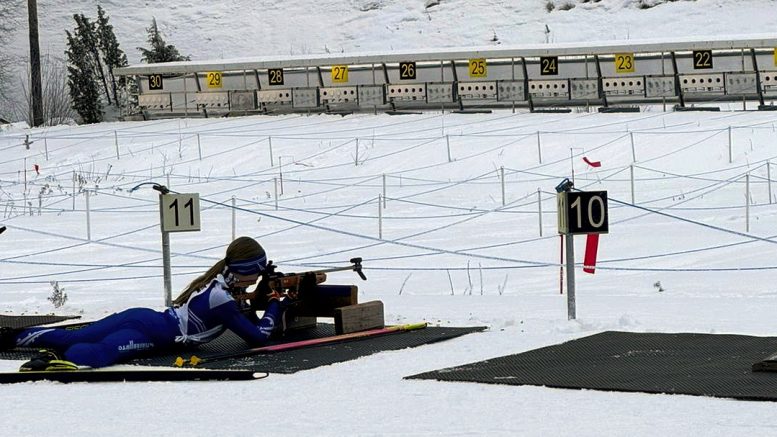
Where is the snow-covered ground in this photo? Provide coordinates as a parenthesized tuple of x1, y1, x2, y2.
(3, 106, 777, 435)
(2, 0, 777, 435)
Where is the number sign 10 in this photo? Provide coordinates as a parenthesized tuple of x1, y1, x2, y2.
(557, 191, 608, 235)
(160, 193, 201, 233)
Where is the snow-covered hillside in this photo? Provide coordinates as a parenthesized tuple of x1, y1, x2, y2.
(4, 0, 777, 78)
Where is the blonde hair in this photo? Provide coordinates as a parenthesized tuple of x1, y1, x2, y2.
(172, 237, 265, 306)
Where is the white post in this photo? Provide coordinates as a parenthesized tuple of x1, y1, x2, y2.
(231, 196, 236, 241)
(728, 126, 733, 163)
(72, 170, 76, 211)
(446, 135, 452, 162)
(85, 189, 91, 241)
(23, 157, 27, 194)
(278, 156, 284, 195)
(197, 134, 202, 160)
(500, 166, 505, 206)
(355, 138, 360, 166)
(382, 174, 387, 208)
(269, 136, 274, 166)
(114, 131, 120, 159)
(766, 161, 772, 205)
(537, 131, 543, 164)
(630, 132, 636, 162)
(537, 188, 543, 236)
(44, 137, 48, 160)
(746, 173, 750, 232)
(630, 164, 635, 204)
(273, 177, 278, 210)
(378, 194, 383, 239)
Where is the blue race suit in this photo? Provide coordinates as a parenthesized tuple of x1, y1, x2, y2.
(14, 274, 285, 368)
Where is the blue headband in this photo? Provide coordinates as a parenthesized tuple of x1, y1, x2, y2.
(227, 254, 267, 275)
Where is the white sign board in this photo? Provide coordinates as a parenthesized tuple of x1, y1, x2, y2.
(160, 193, 201, 232)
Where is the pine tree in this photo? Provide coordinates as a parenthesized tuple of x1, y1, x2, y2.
(65, 30, 102, 123)
(137, 18, 190, 63)
(96, 5, 127, 103)
(73, 13, 111, 104)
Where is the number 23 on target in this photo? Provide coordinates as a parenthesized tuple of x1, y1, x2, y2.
(614, 53, 635, 74)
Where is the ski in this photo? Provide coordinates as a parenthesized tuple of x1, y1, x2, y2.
(0, 367, 267, 384)
(178, 322, 428, 367)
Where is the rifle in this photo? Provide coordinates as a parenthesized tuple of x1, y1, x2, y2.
(233, 257, 366, 310)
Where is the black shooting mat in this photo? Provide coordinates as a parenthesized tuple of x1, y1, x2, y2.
(135, 324, 486, 373)
(405, 331, 777, 402)
(0, 324, 485, 373)
(0, 314, 81, 329)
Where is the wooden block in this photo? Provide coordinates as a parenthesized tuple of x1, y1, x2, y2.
(334, 300, 384, 335)
(282, 314, 317, 332)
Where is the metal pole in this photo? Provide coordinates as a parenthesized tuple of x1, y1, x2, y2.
(72, 170, 76, 210)
(500, 166, 505, 206)
(159, 193, 173, 307)
(44, 138, 48, 160)
(766, 161, 772, 205)
(197, 134, 202, 160)
(630, 164, 635, 204)
(382, 174, 387, 208)
(446, 135, 451, 162)
(273, 177, 278, 210)
(378, 195, 383, 239)
(630, 132, 636, 162)
(355, 138, 360, 166)
(115, 131, 120, 159)
(746, 173, 750, 232)
(231, 196, 236, 241)
(85, 189, 91, 241)
(23, 157, 27, 194)
(278, 156, 284, 195)
(537, 188, 543, 236)
(565, 234, 576, 320)
(537, 131, 542, 164)
(728, 126, 733, 163)
(269, 136, 274, 166)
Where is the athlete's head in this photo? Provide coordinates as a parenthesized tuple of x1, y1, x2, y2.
(173, 236, 267, 306)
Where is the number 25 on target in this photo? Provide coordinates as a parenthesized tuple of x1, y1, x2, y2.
(468, 58, 487, 78)
(614, 53, 635, 74)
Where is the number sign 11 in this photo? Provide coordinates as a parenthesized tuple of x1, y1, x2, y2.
(557, 191, 608, 235)
(160, 193, 201, 232)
